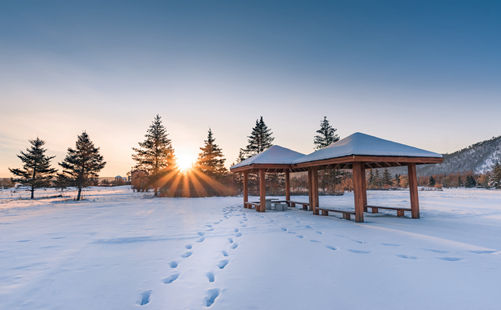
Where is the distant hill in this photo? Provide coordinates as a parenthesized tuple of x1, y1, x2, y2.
(392, 135, 501, 176)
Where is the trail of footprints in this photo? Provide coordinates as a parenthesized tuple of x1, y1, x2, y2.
(137, 205, 487, 307)
(277, 214, 484, 262)
(138, 204, 245, 307)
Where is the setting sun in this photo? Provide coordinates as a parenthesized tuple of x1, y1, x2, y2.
(176, 152, 196, 172)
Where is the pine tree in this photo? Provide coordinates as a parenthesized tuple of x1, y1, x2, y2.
(314, 116, 340, 192)
(9, 138, 57, 199)
(196, 129, 227, 177)
(465, 175, 477, 188)
(132, 115, 176, 196)
(59, 132, 106, 200)
(54, 173, 71, 192)
(489, 161, 501, 188)
(382, 169, 392, 186)
(245, 116, 274, 156)
(314, 116, 340, 149)
(374, 170, 381, 188)
(428, 176, 436, 187)
(236, 148, 247, 163)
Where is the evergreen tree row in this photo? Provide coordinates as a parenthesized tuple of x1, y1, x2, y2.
(9, 132, 106, 200)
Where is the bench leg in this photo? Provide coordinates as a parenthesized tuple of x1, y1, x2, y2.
(302, 205, 307, 211)
(372, 207, 378, 214)
(364, 206, 368, 212)
(321, 210, 328, 216)
(397, 210, 404, 217)
(291, 202, 296, 208)
(343, 213, 351, 220)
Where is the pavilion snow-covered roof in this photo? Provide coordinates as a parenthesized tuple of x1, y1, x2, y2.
(294, 132, 442, 164)
(230, 145, 305, 170)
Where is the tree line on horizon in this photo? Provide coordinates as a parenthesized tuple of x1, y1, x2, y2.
(6, 114, 501, 199)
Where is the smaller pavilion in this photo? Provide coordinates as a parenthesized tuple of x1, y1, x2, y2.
(230, 132, 443, 223)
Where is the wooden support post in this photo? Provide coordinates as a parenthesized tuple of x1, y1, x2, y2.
(352, 162, 365, 223)
(259, 169, 266, 212)
(285, 170, 291, 205)
(321, 209, 328, 216)
(243, 172, 248, 208)
(361, 165, 367, 212)
(408, 163, 420, 219)
(307, 169, 313, 211)
(312, 168, 319, 215)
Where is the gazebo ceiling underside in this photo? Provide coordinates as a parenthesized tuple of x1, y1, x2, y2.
(230, 155, 443, 173)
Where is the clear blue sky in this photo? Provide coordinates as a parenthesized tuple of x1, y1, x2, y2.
(1, 0, 500, 177)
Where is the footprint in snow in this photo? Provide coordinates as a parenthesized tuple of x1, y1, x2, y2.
(137, 290, 152, 306)
(316, 231, 323, 235)
(234, 228, 239, 232)
(222, 250, 229, 257)
(217, 259, 229, 269)
(396, 254, 417, 260)
(296, 235, 304, 239)
(349, 249, 371, 254)
(197, 237, 205, 243)
(231, 243, 238, 249)
(438, 257, 462, 262)
(182, 251, 192, 258)
(163, 273, 179, 284)
(169, 261, 178, 268)
(326, 245, 336, 251)
(206, 272, 215, 283)
(305, 225, 312, 229)
(206, 228, 214, 231)
(205, 288, 220, 307)
(228, 238, 233, 244)
(198, 232, 205, 236)
(281, 227, 287, 232)
(310, 240, 320, 243)
(470, 250, 496, 254)
(424, 248, 448, 254)
(235, 232, 242, 237)
(185, 244, 192, 249)
(382, 243, 400, 247)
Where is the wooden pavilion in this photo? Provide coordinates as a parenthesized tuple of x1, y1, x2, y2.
(230, 132, 443, 223)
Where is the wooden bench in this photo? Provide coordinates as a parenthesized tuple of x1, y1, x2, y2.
(365, 205, 411, 217)
(244, 202, 261, 209)
(318, 207, 356, 220)
(287, 200, 310, 211)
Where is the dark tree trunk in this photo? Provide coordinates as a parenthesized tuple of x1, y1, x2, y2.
(77, 187, 82, 201)
(31, 169, 36, 199)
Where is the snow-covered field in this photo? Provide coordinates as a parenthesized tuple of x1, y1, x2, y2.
(1, 186, 500, 310)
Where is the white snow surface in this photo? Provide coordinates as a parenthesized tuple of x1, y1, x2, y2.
(231, 145, 305, 169)
(295, 132, 443, 164)
(1, 186, 501, 310)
